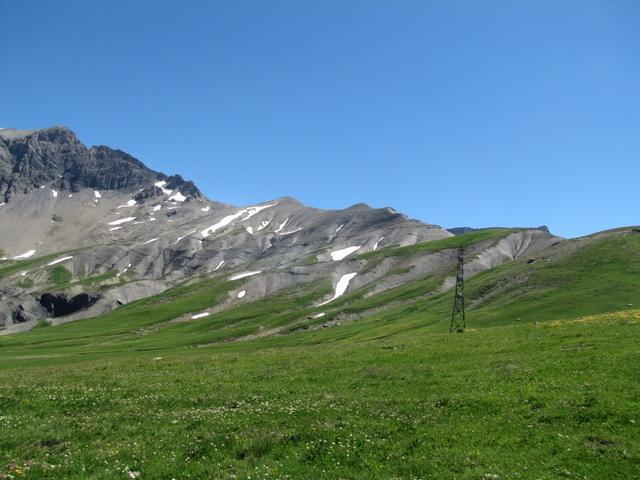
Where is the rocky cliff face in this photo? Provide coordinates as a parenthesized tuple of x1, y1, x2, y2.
(0, 127, 200, 202)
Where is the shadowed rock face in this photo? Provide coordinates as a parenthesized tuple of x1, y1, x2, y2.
(39, 293, 99, 317)
(12, 305, 31, 323)
(0, 127, 201, 202)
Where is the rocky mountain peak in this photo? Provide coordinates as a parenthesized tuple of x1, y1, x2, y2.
(0, 126, 201, 202)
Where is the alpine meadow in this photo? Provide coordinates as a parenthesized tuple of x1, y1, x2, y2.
(1, 1, 639, 479)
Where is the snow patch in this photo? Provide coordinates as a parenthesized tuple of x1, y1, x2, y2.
(118, 199, 137, 208)
(12, 250, 36, 260)
(212, 260, 225, 271)
(279, 227, 303, 236)
(330, 245, 362, 261)
(274, 218, 289, 233)
(237, 290, 246, 299)
(312, 312, 326, 319)
(373, 236, 385, 251)
(201, 211, 245, 238)
(0, 202, 5, 206)
(201, 206, 210, 212)
(230, 270, 261, 281)
(242, 203, 278, 221)
(245, 226, 254, 235)
(318, 272, 358, 306)
(141, 238, 159, 245)
(154, 180, 172, 195)
(169, 192, 186, 202)
(109, 227, 122, 231)
(47, 256, 74, 266)
(153, 205, 161, 212)
(108, 217, 136, 226)
(335, 224, 344, 235)
(116, 263, 132, 278)
(201, 203, 278, 238)
(68, 194, 73, 198)
(94, 190, 101, 199)
(257, 219, 272, 231)
(175, 230, 197, 244)
(51, 189, 58, 198)
(191, 312, 210, 319)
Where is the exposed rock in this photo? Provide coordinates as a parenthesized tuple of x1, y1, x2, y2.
(39, 293, 99, 317)
(0, 126, 199, 202)
(12, 305, 31, 323)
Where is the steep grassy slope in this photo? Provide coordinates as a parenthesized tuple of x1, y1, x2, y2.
(0, 228, 638, 357)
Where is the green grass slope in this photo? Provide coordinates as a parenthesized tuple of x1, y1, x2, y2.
(0, 310, 638, 479)
(1, 229, 638, 356)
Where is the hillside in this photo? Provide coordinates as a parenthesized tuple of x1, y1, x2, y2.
(1, 127, 556, 333)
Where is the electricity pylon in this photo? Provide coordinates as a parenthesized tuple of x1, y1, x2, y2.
(449, 247, 466, 333)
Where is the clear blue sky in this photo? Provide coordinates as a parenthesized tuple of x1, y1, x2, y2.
(1, 1, 638, 238)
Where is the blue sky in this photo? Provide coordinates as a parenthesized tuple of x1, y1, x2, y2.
(1, 1, 638, 238)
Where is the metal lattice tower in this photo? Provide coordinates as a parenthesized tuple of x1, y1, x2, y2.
(449, 247, 466, 333)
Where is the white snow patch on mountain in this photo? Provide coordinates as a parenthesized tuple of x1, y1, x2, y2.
(257, 219, 272, 231)
(0, 202, 5, 206)
(312, 312, 326, 318)
(175, 230, 197, 244)
(68, 194, 73, 198)
(373, 236, 385, 251)
(318, 272, 358, 306)
(47, 256, 74, 266)
(51, 189, 58, 198)
(335, 224, 344, 234)
(108, 217, 136, 226)
(201, 210, 246, 238)
(330, 245, 362, 261)
(169, 192, 186, 202)
(12, 250, 36, 260)
(153, 205, 161, 212)
(191, 312, 210, 319)
(118, 199, 137, 208)
(154, 180, 172, 195)
(279, 227, 304, 236)
(237, 290, 246, 299)
(116, 263, 132, 278)
(94, 190, 101, 199)
(109, 227, 122, 231)
(201, 206, 210, 212)
(275, 218, 289, 233)
(230, 271, 261, 281)
(212, 260, 225, 271)
(245, 226, 254, 235)
(242, 203, 278, 221)
(141, 238, 159, 245)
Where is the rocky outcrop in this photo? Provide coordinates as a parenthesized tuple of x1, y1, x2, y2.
(39, 293, 99, 317)
(11, 305, 32, 323)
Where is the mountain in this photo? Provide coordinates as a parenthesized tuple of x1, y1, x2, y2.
(1, 127, 562, 332)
